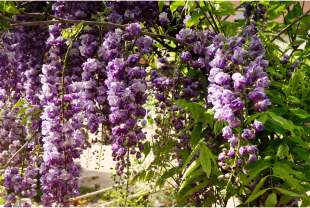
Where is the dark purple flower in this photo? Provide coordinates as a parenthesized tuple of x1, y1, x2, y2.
(180, 52, 192, 62)
(237, 159, 243, 166)
(242, 129, 255, 140)
(249, 154, 258, 162)
(159, 12, 170, 25)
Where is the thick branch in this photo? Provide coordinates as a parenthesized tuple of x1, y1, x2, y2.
(10, 19, 194, 50)
(270, 9, 310, 42)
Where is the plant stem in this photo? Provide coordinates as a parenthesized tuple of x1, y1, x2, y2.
(124, 146, 130, 207)
(2, 131, 39, 169)
(225, 107, 244, 192)
(195, 1, 218, 33)
(209, 1, 226, 36)
(61, 24, 84, 170)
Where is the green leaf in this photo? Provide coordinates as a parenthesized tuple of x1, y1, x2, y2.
(3, 2, 19, 14)
(205, 109, 215, 127)
(265, 90, 286, 106)
(183, 143, 201, 170)
(273, 165, 304, 192)
(146, 170, 155, 181)
(292, 147, 310, 163)
(0, 19, 12, 29)
(158, 1, 165, 12)
(301, 196, 310, 207)
(17, 107, 27, 116)
(179, 168, 205, 191)
(186, 12, 203, 28)
(175, 99, 187, 110)
(170, 1, 185, 13)
(180, 179, 208, 200)
(266, 193, 277, 207)
(200, 144, 211, 178)
(290, 108, 310, 119)
(214, 120, 223, 136)
(290, 40, 304, 47)
(177, 149, 189, 165)
(21, 113, 32, 125)
(191, 125, 202, 147)
(284, 136, 309, 149)
(267, 5, 286, 20)
(276, 143, 289, 159)
(148, 117, 154, 125)
(144, 141, 151, 158)
(267, 112, 296, 133)
(251, 175, 269, 195)
(161, 167, 176, 180)
(245, 188, 271, 204)
(182, 159, 201, 180)
(274, 188, 302, 197)
(244, 160, 271, 184)
(11, 98, 26, 111)
(279, 195, 293, 205)
(288, 96, 305, 106)
(258, 113, 268, 124)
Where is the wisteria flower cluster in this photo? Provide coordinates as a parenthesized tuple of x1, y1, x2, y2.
(205, 30, 270, 179)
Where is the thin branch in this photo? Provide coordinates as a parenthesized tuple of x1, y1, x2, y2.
(270, 9, 310, 42)
(10, 18, 195, 50)
(1, 131, 39, 169)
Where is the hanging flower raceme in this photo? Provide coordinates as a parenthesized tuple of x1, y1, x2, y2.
(105, 24, 148, 176)
(205, 32, 270, 180)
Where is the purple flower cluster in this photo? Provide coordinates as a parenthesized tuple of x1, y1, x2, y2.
(38, 2, 104, 206)
(107, 1, 159, 27)
(242, 2, 267, 22)
(205, 33, 270, 177)
(104, 35, 148, 174)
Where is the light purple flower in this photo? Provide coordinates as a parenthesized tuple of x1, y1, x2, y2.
(227, 149, 236, 157)
(239, 146, 247, 156)
(232, 73, 246, 90)
(252, 120, 265, 131)
(222, 126, 233, 139)
(228, 135, 239, 147)
(214, 72, 230, 85)
(247, 145, 259, 154)
(159, 12, 170, 25)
